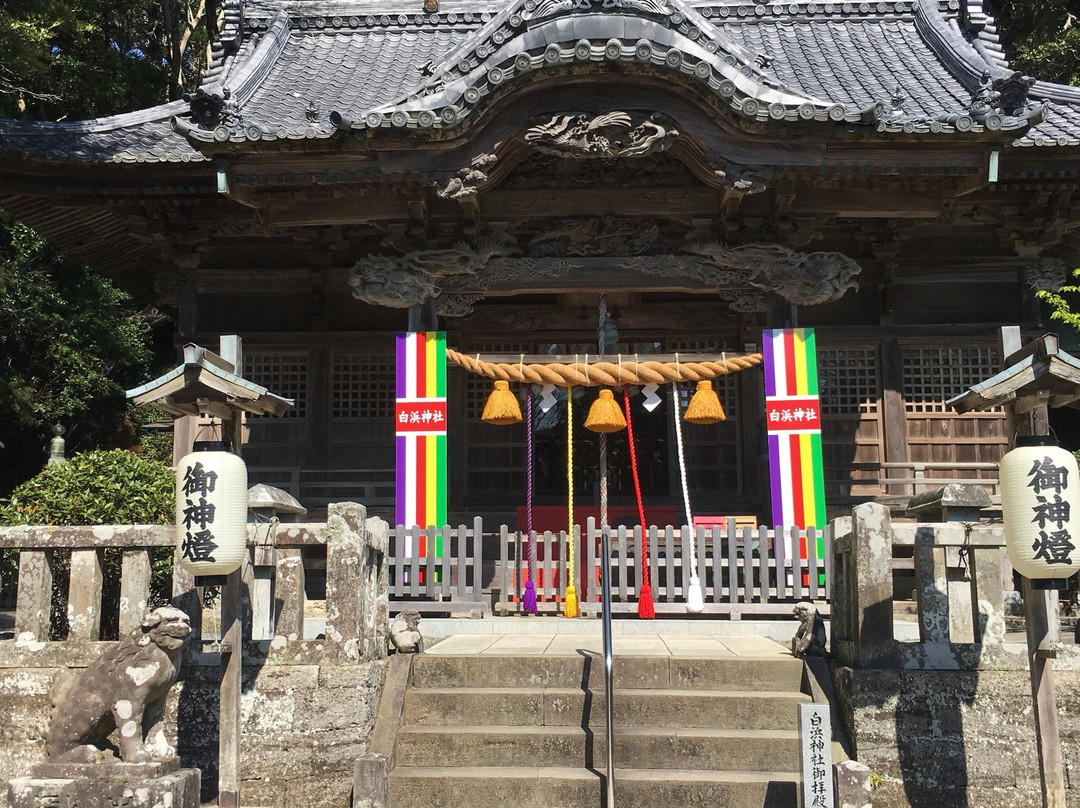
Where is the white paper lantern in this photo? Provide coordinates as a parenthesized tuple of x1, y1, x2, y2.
(999, 436, 1080, 585)
(175, 442, 248, 577)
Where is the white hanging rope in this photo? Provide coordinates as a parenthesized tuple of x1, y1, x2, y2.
(672, 381, 704, 612)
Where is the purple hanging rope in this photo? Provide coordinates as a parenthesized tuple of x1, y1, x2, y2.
(523, 388, 538, 612)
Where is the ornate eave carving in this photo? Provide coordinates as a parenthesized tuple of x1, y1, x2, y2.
(348, 220, 861, 315)
(1025, 257, 1069, 293)
(433, 111, 773, 199)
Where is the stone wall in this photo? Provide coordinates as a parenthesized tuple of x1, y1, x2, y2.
(829, 501, 1080, 808)
(0, 645, 387, 808)
(833, 666, 1080, 808)
(0, 501, 391, 808)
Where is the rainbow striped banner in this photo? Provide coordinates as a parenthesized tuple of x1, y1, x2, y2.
(763, 328, 826, 533)
(395, 332, 447, 536)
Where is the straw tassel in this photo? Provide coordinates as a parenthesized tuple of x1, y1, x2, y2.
(684, 380, 726, 425)
(482, 380, 522, 425)
(584, 388, 627, 433)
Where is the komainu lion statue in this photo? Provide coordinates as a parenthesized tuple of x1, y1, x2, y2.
(791, 601, 827, 659)
(47, 606, 191, 763)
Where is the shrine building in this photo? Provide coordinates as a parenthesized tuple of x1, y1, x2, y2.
(2, 0, 1079, 527)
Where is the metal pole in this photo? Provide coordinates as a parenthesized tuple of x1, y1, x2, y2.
(601, 521, 615, 808)
(597, 295, 615, 806)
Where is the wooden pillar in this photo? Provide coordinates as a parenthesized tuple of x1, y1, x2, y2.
(217, 568, 242, 808)
(1000, 325, 1066, 808)
(741, 323, 768, 517)
(879, 338, 911, 496)
(217, 335, 244, 808)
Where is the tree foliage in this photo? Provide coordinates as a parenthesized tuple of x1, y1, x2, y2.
(0, 0, 217, 120)
(1037, 268, 1080, 332)
(994, 1, 1080, 85)
(0, 212, 156, 493)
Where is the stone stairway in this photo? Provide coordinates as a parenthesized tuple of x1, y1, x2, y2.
(381, 634, 815, 808)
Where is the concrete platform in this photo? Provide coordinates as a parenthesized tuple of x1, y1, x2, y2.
(419, 615, 809, 644)
(425, 632, 792, 658)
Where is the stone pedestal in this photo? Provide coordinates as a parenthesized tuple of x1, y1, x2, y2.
(8, 758, 200, 808)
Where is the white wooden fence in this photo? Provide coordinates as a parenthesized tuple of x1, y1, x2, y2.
(387, 517, 831, 618)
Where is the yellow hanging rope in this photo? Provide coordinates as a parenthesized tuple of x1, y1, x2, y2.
(564, 385, 579, 618)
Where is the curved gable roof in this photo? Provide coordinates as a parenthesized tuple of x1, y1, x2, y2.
(2, 0, 1080, 162)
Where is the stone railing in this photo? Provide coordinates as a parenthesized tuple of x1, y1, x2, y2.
(830, 501, 1011, 670)
(0, 502, 391, 808)
(0, 502, 389, 664)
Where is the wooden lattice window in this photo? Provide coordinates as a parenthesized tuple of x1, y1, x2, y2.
(818, 348, 879, 415)
(332, 353, 395, 419)
(902, 345, 1001, 413)
(244, 352, 307, 418)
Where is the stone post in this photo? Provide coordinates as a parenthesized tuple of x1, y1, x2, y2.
(325, 502, 367, 662)
(364, 517, 390, 660)
(834, 760, 873, 808)
(274, 548, 305, 641)
(14, 549, 53, 640)
(850, 503, 895, 668)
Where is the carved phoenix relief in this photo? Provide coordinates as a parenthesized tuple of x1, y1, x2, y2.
(523, 112, 679, 159)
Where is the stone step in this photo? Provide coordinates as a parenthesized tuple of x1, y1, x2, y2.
(402, 686, 809, 729)
(393, 725, 801, 771)
(388, 765, 799, 808)
(409, 653, 806, 692)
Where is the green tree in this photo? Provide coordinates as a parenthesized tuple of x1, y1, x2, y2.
(0, 211, 156, 494)
(1037, 268, 1080, 332)
(994, 1, 1080, 85)
(0, 0, 217, 120)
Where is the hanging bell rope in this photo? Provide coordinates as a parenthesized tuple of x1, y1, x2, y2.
(523, 389, 537, 613)
(623, 385, 654, 619)
(564, 387, 579, 618)
(446, 348, 762, 387)
(672, 381, 705, 613)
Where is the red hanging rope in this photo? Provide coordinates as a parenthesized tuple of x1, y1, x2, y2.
(623, 385, 654, 619)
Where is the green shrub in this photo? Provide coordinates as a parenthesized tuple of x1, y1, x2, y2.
(0, 450, 175, 633)
(0, 448, 172, 526)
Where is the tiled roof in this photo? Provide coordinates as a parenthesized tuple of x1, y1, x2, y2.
(3, 0, 1080, 163)
(0, 101, 204, 163)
